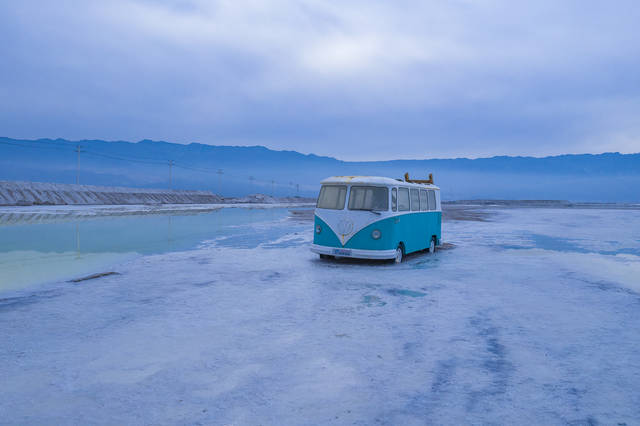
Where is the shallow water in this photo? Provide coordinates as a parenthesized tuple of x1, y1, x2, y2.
(0, 207, 294, 292)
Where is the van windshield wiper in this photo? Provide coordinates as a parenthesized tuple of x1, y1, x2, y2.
(352, 208, 381, 215)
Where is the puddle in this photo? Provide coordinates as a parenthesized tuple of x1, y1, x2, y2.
(387, 289, 427, 298)
(362, 295, 386, 307)
(499, 232, 640, 256)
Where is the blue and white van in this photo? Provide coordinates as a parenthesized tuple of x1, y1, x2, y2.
(310, 175, 442, 263)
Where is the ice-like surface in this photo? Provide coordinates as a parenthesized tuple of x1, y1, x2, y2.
(1, 207, 639, 424)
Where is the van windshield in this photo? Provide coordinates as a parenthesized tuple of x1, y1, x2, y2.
(348, 186, 389, 211)
(317, 185, 347, 210)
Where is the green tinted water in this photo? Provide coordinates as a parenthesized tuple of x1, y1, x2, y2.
(0, 207, 290, 292)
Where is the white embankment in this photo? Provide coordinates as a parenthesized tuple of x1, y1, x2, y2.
(0, 181, 223, 206)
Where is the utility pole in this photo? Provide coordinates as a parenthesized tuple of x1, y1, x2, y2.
(249, 176, 255, 193)
(168, 160, 174, 190)
(296, 183, 299, 196)
(271, 180, 275, 197)
(75, 144, 83, 185)
(216, 169, 224, 195)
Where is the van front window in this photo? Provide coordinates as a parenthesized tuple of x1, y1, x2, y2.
(317, 185, 347, 210)
(348, 186, 389, 211)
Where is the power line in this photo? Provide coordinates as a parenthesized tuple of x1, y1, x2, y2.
(75, 145, 84, 185)
(168, 160, 175, 190)
(83, 150, 167, 165)
(216, 169, 224, 195)
(0, 140, 303, 193)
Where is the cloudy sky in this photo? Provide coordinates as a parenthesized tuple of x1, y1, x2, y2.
(1, 1, 639, 160)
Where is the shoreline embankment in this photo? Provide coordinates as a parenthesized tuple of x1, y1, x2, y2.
(0, 181, 313, 206)
(0, 181, 222, 206)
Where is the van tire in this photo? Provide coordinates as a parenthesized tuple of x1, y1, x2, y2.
(428, 236, 436, 254)
(319, 254, 334, 260)
(394, 244, 404, 263)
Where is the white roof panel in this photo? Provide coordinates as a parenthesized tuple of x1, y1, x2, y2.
(320, 175, 439, 189)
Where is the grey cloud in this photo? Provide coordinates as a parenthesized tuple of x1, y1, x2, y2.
(1, 0, 639, 159)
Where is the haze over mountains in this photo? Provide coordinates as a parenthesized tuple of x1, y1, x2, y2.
(1, 137, 639, 202)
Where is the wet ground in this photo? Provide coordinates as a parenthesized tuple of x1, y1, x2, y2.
(1, 206, 639, 424)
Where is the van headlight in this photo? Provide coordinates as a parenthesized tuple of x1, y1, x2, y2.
(371, 229, 381, 239)
(315, 225, 322, 234)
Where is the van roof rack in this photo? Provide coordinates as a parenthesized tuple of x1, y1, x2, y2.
(404, 172, 434, 185)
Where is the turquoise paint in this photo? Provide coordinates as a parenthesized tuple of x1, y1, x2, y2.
(344, 216, 399, 251)
(313, 216, 342, 248)
(313, 211, 442, 254)
(386, 211, 442, 254)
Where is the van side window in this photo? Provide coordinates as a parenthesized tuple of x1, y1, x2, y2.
(410, 189, 420, 211)
(419, 190, 428, 211)
(428, 190, 436, 211)
(392, 188, 397, 212)
(397, 188, 410, 211)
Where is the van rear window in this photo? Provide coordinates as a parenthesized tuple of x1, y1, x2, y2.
(317, 185, 347, 210)
(428, 190, 437, 210)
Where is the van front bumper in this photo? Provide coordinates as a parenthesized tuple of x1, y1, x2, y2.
(310, 244, 397, 260)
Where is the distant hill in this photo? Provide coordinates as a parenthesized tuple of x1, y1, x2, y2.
(1, 137, 639, 202)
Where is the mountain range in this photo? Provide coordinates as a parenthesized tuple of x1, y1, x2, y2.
(1, 137, 639, 202)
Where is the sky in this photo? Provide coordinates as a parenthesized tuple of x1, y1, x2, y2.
(1, 0, 639, 161)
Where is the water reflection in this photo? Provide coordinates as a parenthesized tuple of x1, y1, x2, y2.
(75, 222, 80, 259)
(0, 207, 290, 292)
(167, 215, 172, 251)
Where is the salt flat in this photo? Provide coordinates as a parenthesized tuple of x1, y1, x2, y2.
(1, 206, 639, 424)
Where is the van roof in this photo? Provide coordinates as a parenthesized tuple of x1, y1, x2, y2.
(320, 175, 440, 189)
